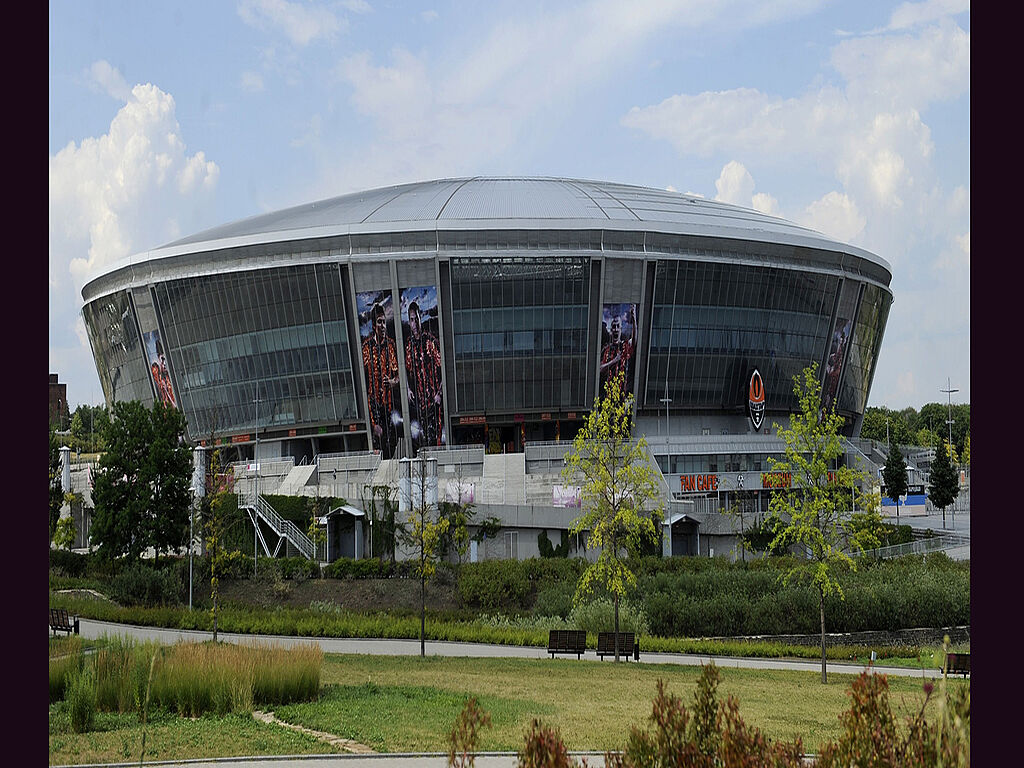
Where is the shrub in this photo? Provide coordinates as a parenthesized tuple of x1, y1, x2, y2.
(518, 719, 577, 768)
(108, 563, 183, 607)
(533, 583, 575, 619)
(49, 549, 88, 578)
(50, 637, 84, 703)
(568, 597, 649, 636)
(448, 696, 493, 768)
(458, 560, 531, 610)
(67, 666, 97, 733)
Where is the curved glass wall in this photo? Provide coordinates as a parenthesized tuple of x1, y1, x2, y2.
(449, 255, 590, 413)
(838, 283, 892, 416)
(152, 263, 358, 440)
(82, 289, 155, 406)
(645, 260, 839, 413)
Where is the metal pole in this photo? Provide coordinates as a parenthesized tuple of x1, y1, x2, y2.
(940, 378, 959, 527)
(254, 382, 259, 577)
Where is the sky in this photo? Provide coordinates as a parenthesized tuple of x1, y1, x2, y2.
(49, 0, 970, 412)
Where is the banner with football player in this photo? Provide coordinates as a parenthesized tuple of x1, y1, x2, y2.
(357, 290, 403, 459)
(400, 285, 446, 453)
(599, 303, 638, 399)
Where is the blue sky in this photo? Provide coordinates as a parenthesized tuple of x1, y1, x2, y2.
(49, 0, 970, 411)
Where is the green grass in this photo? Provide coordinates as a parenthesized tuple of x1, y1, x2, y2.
(297, 653, 962, 752)
(50, 650, 969, 761)
(274, 682, 550, 752)
(48, 704, 336, 765)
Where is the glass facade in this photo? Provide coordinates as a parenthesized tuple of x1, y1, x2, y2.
(449, 256, 590, 413)
(838, 283, 892, 416)
(151, 264, 358, 440)
(82, 289, 155, 406)
(645, 260, 839, 412)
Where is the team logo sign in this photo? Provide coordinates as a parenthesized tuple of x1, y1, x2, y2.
(748, 369, 765, 431)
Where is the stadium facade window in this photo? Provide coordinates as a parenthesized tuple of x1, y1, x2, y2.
(82, 289, 154, 406)
(645, 260, 839, 413)
(152, 263, 358, 440)
(449, 255, 590, 414)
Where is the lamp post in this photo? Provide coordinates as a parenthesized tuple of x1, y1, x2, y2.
(253, 383, 261, 577)
(940, 378, 959, 525)
(660, 390, 672, 472)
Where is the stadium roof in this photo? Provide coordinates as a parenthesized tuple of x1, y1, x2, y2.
(84, 176, 890, 298)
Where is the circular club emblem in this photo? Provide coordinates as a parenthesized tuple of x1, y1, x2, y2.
(748, 369, 765, 431)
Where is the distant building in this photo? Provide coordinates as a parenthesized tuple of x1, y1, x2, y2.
(49, 373, 67, 429)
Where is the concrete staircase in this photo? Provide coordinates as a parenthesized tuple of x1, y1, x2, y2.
(275, 463, 318, 496)
(481, 453, 526, 504)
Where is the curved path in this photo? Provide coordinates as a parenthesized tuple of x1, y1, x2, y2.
(77, 618, 943, 679)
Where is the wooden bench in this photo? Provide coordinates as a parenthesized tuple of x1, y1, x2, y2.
(49, 608, 79, 637)
(945, 652, 970, 677)
(547, 629, 587, 659)
(597, 631, 638, 661)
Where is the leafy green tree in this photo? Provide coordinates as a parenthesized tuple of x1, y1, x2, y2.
(49, 428, 64, 542)
(943, 439, 959, 466)
(91, 401, 154, 560)
(400, 461, 450, 657)
(961, 433, 969, 468)
(928, 439, 958, 530)
(882, 443, 908, 525)
(914, 427, 939, 449)
(148, 402, 193, 562)
(54, 513, 77, 551)
(767, 363, 877, 683)
(563, 371, 663, 662)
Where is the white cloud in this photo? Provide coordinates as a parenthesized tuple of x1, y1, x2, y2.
(50, 83, 220, 288)
(241, 70, 265, 92)
(341, 0, 372, 12)
(319, 0, 829, 192)
(798, 191, 866, 243)
(751, 192, 780, 216)
(714, 161, 755, 205)
(887, 0, 970, 31)
(88, 60, 131, 101)
(237, 0, 343, 45)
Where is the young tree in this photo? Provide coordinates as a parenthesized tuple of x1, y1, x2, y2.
(91, 401, 154, 560)
(881, 443, 908, 526)
(766, 363, 877, 684)
(201, 442, 236, 642)
(399, 460, 450, 657)
(147, 402, 193, 562)
(562, 371, 663, 662)
(49, 428, 64, 542)
(928, 439, 958, 530)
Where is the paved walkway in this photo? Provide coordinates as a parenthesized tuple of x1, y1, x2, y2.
(78, 619, 943, 679)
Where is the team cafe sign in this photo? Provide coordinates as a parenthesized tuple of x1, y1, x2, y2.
(679, 474, 720, 493)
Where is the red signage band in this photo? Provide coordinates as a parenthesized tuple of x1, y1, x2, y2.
(680, 474, 719, 493)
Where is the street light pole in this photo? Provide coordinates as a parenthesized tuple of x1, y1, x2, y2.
(659, 391, 672, 455)
(940, 378, 959, 525)
(254, 383, 261, 577)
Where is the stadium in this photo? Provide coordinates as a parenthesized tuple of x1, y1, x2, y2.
(80, 177, 893, 562)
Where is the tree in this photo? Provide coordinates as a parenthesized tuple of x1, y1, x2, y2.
(881, 443, 908, 526)
(201, 442, 236, 642)
(562, 371, 663, 662)
(399, 459, 450, 657)
(147, 402, 193, 562)
(306, 491, 329, 562)
(91, 401, 154, 560)
(766, 363, 877, 684)
(928, 438, 958, 530)
(961, 432, 969, 468)
(49, 428, 64, 542)
(943, 439, 959, 466)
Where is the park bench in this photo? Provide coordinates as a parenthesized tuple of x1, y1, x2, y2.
(547, 629, 587, 659)
(49, 608, 80, 637)
(945, 651, 970, 677)
(597, 631, 638, 661)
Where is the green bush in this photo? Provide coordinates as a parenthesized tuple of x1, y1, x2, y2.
(458, 560, 531, 610)
(568, 597, 649, 636)
(67, 666, 97, 733)
(533, 582, 576, 619)
(49, 549, 88, 577)
(108, 563, 184, 607)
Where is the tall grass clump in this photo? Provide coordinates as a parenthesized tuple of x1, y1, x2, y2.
(92, 635, 158, 715)
(66, 666, 97, 733)
(49, 636, 84, 703)
(150, 641, 322, 716)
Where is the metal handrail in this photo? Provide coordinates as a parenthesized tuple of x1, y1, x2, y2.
(240, 491, 314, 559)
(852, 531, 969, 560)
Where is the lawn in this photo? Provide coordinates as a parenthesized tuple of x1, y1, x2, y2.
(287, 653, 962, 753)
